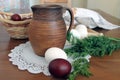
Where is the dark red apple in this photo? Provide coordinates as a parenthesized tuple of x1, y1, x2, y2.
(11, 14, 21, 21)
(48, 58, 72, 78)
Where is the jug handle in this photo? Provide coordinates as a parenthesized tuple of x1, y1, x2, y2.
(64, 7, 74, 33)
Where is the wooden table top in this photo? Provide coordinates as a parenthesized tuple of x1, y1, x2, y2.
(0, 10, 120, 80)
(0, 25, 120, 80)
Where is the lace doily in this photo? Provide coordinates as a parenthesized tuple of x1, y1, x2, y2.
(8, 41, 91, 76)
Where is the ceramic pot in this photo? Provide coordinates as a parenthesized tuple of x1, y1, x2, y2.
(28, 4, 74, 56)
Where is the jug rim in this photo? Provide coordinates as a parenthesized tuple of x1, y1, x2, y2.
(31, 4, 63, 10)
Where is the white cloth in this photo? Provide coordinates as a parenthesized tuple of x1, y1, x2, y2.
(63, 8, 120, 30)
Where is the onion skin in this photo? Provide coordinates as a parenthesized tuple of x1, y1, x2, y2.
(48, 59, 72, 78)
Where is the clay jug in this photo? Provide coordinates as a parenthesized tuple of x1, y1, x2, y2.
(28, 4, 74, 56)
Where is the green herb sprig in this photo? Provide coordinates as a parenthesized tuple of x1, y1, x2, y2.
(68, 58, 92, 80)
(65, 32, 120, 80)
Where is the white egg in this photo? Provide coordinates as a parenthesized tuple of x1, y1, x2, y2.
(70, 29, 80, 39)
(75, 24, 87, 31)
(69, 29, 81, 43)
(45, 47, 67, 63)
(75, 24, 88, 39)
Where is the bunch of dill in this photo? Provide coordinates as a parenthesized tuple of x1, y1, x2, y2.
(65, 33, 120, 80)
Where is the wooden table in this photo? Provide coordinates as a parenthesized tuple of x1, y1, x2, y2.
(0, 10, 120, 80)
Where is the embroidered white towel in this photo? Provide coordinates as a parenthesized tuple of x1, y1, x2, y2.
(63, 8, 120, 30)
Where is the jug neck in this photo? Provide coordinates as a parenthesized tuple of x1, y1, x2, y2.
(31, 5, 64, 20)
